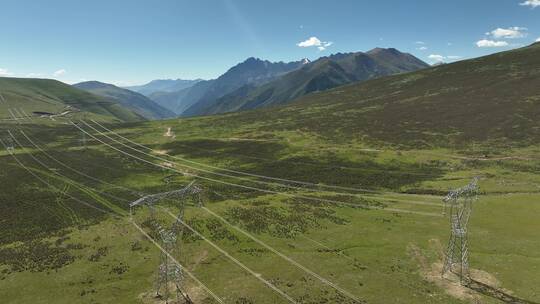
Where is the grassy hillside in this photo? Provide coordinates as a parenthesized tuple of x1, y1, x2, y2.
(201, 48, 429, 116)
(0, 77, 144, 123)
(74, 81, 175, 120)
(200, 42, 540, 148)
(2, 110, 539, 303)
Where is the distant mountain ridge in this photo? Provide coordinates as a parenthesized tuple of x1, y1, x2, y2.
(73, 81, 175, 120)
(191, 48, 429, 116)
(125, 79, 202, 96)
(220, 42, 540, 147)
(151, 57, 310, 115)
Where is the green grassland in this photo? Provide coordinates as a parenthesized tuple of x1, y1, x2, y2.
(1, 43, 540, 304)
(1, 115, 539, 304)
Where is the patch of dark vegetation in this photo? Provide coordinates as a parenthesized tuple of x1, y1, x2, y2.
(225, 199, 349, 238)
(235, 297, 254, 304)
(182, 218, 205, 243)
(161, 138, 287, 161)
(250, 156, 445, 191)
(65, 243, 86, 250)
(88, 246, 108, 262)
(238, 248, 269, 257)
(79, 288, 97, 297)
(109, 262, 129, 275)
(205, 219, 239, 243)
(0, 160, 82, 245)
(314, 195, 386, 209)
(164, 139, 445, 191)
(194, 182, 264, 204)
(0, 144, 151, 245)
(296, 288, 363, 304)
(401, 188, 448, 196)
(0, 240, 75, 273)
(130, 241, 143, 251)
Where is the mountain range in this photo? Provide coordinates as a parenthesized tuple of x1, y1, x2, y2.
(219, 42, 540, 147)
(141, 48, 429, 117)
(51, 48, 427, 121)
(2, 42, 538, 146)
(124, 79, 202, 96)
(73, 81, 175, 120)
(196, 48, 429, 116)
(147, 57, 311, 115)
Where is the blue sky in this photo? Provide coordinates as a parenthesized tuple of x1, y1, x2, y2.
(0, 0, 539, 85)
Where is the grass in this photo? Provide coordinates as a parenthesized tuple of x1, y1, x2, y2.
(2, 44, 540, 302)
(1, 116, 539, 304)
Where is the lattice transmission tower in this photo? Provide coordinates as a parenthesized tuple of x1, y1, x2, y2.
(441, 177, 479, 284)
(130, 181, 203, 303)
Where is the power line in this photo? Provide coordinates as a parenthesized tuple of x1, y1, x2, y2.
(84, 120, 381, 196)
(2, 137, 224, 303)
(85, 120, 446, 210)
(163, 208, 298, 304)
(201, 206, 363, 303)
(20, 130, 143, 197)
(8, 97, 438, 299)
(1, 138, 114, 216)
(132, 221, 225, 304)
(9, 130, 131, 211)
(13, 123, 313, 302)
(75, 121, 441, 216)
(90, 119, 443, 193)
(20, 127, 417, 302)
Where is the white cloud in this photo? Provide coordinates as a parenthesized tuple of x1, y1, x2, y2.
(428, 54, 462, 63)
(297, 36, 333, 51)
(489, 27, 527, 39)
(415, 41, 425, 45)
(297, 36, 322, 47)
(428, 54, 445, 62)
(417, 46, 428, 51)
(0, 68, 13, 77)
(476, 39, 509, 47)
(520, 0, 540, 8)
(53, 69, 66, 77)
(536, 37, 540, 42)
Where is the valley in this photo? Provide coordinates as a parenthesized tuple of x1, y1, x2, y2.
(1, 5, 539, 302)
(1, 44, 540, 302)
